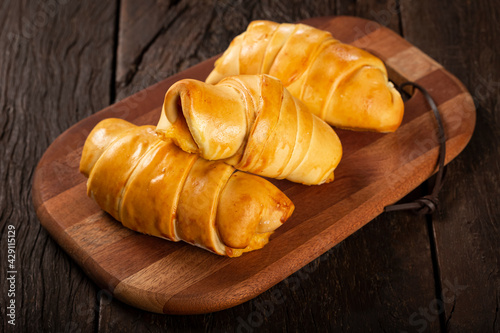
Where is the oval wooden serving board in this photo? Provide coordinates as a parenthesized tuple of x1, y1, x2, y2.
(32, 16, 476, 314)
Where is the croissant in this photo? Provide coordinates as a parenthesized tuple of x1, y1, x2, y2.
(156, 74, 342, 185)
(80, 118, 294, 257)
(205, 20, 404, 132)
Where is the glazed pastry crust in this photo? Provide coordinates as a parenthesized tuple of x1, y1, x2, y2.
(157, 74, 342, 185)
(206, 20, 404, 133)
(80, 118, 294, 257)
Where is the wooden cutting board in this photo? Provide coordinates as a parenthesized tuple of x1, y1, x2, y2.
(32, 16, 475, 314)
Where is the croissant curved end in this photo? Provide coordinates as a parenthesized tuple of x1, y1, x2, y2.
(217, 171, 294, 250)
(324, 66, 405, 132)
(157, 86, 199, 155)
(206, 34, 244, 85)
(80, 118, 135, 177)
(384, 81, 405, 132)
(158, 79, 247, 160)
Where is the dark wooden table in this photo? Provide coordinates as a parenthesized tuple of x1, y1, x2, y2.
(1, 1, 499, 332)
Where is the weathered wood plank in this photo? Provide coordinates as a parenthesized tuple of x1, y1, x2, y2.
(97, 0, 441, 331)
(0, 0, 117, 332)
(114, 0, 341, 101)
(400, 0, 500, 331)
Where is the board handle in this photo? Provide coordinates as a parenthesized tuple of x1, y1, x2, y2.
(384, 82, 446, 215)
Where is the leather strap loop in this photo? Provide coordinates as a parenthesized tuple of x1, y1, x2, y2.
(384, 82, 447, 215)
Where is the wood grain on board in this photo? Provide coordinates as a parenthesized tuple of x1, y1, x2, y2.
(32, 16, 475, 315)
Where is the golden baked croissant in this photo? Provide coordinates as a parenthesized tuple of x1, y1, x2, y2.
(80, 118, 294, 257)
(205, 20, 404, 132)
(157, 74, 342, 185)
